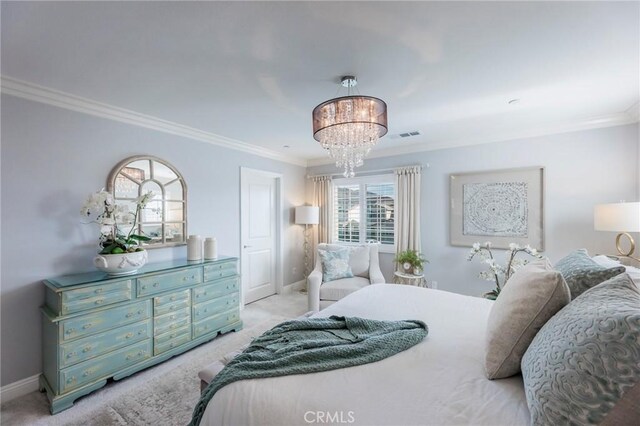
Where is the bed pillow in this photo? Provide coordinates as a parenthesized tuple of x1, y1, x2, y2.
(484, 259, 570, 380)
(593, 255, 640, 288)
(521, 273, 640, 426)
(554, 249, 625, 299)
(318, 248, 353, 282)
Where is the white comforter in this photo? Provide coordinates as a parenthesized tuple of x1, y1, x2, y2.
(200, 284, 530, 426)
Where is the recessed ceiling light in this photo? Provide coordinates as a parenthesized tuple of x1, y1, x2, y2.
(508, 99, 520, 105)
(283, 145, 290, 149)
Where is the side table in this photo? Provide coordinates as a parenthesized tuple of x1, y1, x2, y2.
(393, 271, 428, 288)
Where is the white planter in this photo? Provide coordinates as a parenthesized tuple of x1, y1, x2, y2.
(94, 250, 148, 276)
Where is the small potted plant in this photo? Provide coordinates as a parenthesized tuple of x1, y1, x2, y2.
(81, 189, 154, 276)
(394, 250, 429, 275)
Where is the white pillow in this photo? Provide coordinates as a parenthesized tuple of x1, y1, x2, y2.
(592, 255, 640, 288)
(348, 245, 370, 278)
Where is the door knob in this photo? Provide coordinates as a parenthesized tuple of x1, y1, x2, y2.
(243, 245, 252, 248)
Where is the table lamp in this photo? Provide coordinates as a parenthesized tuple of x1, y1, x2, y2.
(594, 201, 640, 262)
(295, 206, 320, 280)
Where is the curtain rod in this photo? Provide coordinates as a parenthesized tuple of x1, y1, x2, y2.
(306, 164, 428, 179)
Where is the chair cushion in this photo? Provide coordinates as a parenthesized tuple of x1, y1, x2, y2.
(319, 248, 353, 282)
(320, 276, 370, 301)
(521, 273, 640, 425)
(554, 249, 625, 299)
(484, 259, 570, 379)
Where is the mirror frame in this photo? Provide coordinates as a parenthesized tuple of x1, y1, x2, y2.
(106, 155, 188, 249)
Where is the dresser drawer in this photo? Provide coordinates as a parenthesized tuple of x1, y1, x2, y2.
(193, 309, 240, 339)
(154, 331, 191, 356)
(193, 293, 239, 322)
(137, 268, 203, 297)
(60, 339, 151, 393)
(204, 262, 237, 282)
(62, 301, 151, 342)
(154, 308, 191, 336)
(60, 320, 151, 368)
(154, 290, 191, 316)
(192, 278, 239, 304)
(61, 283, 132, 315)
(154, 324, 191, 347)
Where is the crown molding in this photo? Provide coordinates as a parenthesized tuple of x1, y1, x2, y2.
(307, 107, 640, 166)
(1, 75, 308, 167)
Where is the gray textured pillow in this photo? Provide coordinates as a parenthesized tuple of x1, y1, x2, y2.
(554, 249, 625, 299)
(485, 259, 570, 379)
(521, 273, 640, 426)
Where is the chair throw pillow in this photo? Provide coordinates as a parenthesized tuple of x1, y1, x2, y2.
(318, 248, 353, 283)
(554, 249, 625, 299)
(484, 259, 570, 380)
(521, 273, 640, 426)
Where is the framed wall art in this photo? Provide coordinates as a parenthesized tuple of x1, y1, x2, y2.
(450, 167, 544, 250)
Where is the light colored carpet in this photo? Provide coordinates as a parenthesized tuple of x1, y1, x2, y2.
(1, 292, 307, 426)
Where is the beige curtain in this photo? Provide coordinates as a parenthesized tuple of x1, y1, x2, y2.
(312, 175, 333, 244)
(395, 166, 422, 255)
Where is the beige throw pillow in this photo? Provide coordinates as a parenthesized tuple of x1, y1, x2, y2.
(484, 259, 570, 380)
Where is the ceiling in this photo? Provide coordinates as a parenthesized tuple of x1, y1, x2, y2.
(2, 1, 639, 164)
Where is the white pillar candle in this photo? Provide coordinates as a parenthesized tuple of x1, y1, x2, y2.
(204, 237, 218, 260)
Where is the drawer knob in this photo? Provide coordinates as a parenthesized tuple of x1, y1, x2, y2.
(95, 299, 104, 305)
(170, 343, 175, 348)
(126, 312, 134, 318)
(191, 275, 196, 280)
(83, 323, 93, 330)
(82, 369, 93, 377)
(170, 333, 176, 338)
(170, 296, 176, 301)
(82, 346, 92, 353)
(138, 310, 143, 315)
(66, 328, 75, 334)
(125, 332, 134, 339)
(141, 285, 147, 290)
(67, 376, 76, 384)
(138, 330, 144, 335)
(66, 352, 75, 358)
(153, 283, 159, 288)
(203, 292, 207, 296)
(95, 288, 103, 294)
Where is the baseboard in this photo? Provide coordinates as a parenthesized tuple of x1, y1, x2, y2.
(282, 279, 305, 294)
(0, 373, 40, 403)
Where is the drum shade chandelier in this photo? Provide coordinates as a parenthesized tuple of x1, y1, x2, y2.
(312, 76, 388, 178)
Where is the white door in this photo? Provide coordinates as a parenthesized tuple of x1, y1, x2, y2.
(241, 169, 279, 304)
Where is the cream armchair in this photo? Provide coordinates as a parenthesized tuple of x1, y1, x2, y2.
(307, 243, 385, 312)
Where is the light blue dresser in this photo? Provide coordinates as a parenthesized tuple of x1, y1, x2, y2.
(40, 257, 242, 414)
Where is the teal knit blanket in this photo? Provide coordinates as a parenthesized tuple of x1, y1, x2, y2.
(190, 316, 428, 426)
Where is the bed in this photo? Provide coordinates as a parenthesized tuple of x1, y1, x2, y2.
(199, 284, 530, 425)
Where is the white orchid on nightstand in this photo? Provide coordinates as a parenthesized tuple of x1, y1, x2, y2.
(467, 242, 544, 300)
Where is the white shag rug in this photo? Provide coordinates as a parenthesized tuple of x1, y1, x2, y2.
(1, 316, 289, 426)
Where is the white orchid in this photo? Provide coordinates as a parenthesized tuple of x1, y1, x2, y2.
(467, 241, 545, 300)
(81, 189, 155, 254)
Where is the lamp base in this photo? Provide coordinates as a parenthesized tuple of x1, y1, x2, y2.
(615, 232, 640, 263)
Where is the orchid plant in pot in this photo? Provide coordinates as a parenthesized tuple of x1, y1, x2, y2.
(467, 242, 544, 300)
(81, 189, 155, 276)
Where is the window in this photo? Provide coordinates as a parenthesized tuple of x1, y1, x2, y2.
(332, 176, 395, 252)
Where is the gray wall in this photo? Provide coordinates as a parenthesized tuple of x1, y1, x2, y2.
(0, 94, 307, 386)
(308, 123, 640, 295)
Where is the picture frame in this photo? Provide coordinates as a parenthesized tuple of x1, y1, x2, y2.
(450, 166, 544, 250)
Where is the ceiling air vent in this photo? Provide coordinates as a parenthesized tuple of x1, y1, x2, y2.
(393, 131, 421, 139)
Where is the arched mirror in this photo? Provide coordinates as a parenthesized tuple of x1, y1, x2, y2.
(107, 155, 187, 248)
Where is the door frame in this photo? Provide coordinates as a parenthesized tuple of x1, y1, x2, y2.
(239, 167, 284, 305)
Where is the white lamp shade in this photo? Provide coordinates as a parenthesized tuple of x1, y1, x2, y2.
(594, 202, 640, 232)
(295, 206, 319, 225)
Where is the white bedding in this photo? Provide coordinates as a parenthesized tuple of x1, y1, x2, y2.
(200, 284, 530, 426)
